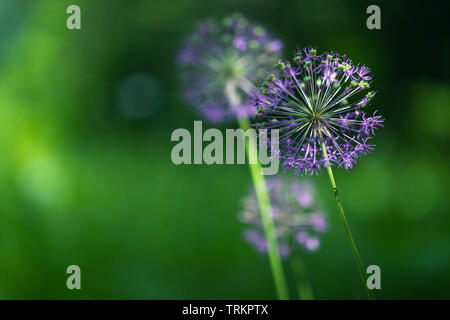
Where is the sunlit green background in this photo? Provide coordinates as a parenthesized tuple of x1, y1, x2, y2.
(0, 0, 449, 299)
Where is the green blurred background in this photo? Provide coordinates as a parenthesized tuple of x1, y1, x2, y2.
(0, 0, 449, 299)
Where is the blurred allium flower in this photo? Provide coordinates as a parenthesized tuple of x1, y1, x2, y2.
(240, 177, 327, 258)
(178, 13, 283, 123)
(252, 47, 384, 175)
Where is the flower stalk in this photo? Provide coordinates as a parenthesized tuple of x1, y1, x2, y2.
(290, 252, 314, 300)
(319, 133, 375, 300)
(227, 81, 289, 300)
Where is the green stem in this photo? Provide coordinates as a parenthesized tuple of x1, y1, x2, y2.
(226, 82, 289, 300)
(290, 252, 314, 300)
(319, 134, 375, 300)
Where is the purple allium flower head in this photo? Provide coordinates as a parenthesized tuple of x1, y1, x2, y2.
(178, 13, 283, 123)
(240, 177, 328, 258)
(252, 47, 384, 175)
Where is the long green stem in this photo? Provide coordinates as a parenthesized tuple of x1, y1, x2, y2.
(226, 82, 289, 300)
(290, 252, 314, 300)
(319, 135, 375, 300)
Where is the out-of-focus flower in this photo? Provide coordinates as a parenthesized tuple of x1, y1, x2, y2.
(252, 47, 384, 175)
(240, 177, 327, 258)
(178, 13, 283, 123)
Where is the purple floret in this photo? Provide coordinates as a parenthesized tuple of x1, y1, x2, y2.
(178, 13, 283, 123)
(252, 47, 384, 175)
(239, 177, 328, 259)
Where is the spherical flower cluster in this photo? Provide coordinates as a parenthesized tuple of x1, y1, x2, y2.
(240, 177, 327, 258)
(178, 13, 283, 123)
(252, 47, 384, 175)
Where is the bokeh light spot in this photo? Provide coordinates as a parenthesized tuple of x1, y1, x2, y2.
(18, 155, 72, 208)
(116, 73, 163, 120)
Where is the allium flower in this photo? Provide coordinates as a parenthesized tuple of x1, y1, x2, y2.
(178, 13, 283, 123)
(252, 47, 384, 175)
(240, 177, 327, 258)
